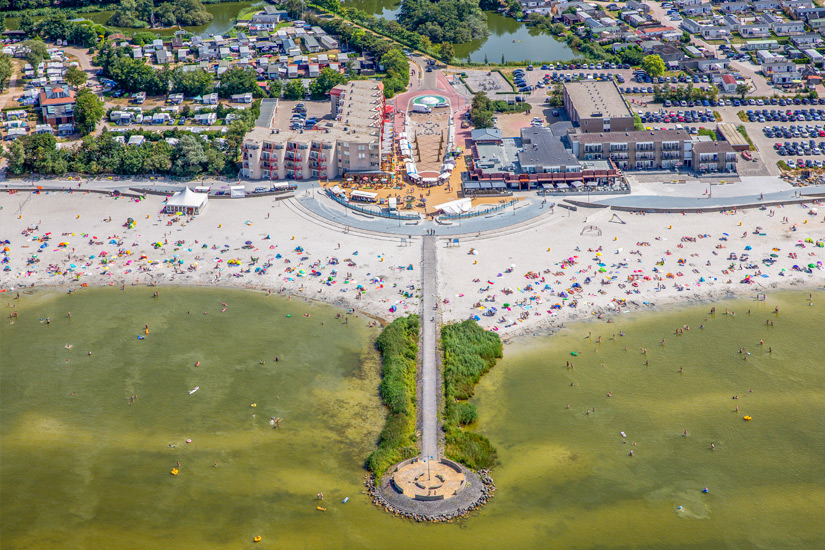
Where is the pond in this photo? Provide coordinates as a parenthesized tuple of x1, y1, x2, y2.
(453, 12, 576, 63)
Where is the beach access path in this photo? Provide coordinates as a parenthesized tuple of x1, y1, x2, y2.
(420, 235, 439, 460)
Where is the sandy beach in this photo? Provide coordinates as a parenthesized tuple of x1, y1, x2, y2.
(2, 191, 824, 334)
(0, 191, 422, 322)
(438, 203, 825, 338)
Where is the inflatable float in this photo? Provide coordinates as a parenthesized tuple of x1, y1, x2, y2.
(253, 536, 262, 543)
(170, 468, 179, 476)
(316, 507, 326, 511)
(743, 415, 752, 421)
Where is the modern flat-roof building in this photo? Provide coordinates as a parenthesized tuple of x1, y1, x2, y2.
(569, 129, 693, 170)
(563, 81, 634, 133)
(567, 129, 737, 173)
(467, 125, 621, 190)
(242, 80, 386, 181)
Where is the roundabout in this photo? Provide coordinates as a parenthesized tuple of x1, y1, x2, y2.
(412, 94, 448, 108)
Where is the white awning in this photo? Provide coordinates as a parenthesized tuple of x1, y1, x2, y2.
(350, 190, 378, 199)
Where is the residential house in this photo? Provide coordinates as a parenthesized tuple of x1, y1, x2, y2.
(231, 93, 253, 103)
(35, 124, 54, 134)
(791, 33, 823, 47)
(804, 48, 824, 64)
(109, 111, 135, 125)
(194, 112, 218, 125)
(128, 135, 145, 146)
(682, 18, 731, 39)
(319, 35, 339, 50)
(38, 85, 75, 126)
(760, 12, 806, 35)
(719, 1, 750, 13)
(650, 43, 686, 63)
(132, 46, 143, 59)
(740, 39, 780, 50)
(680, 1, 713, 16)
(251, 6, 288, 27)
(203, 93, 219, 104)
(625, 0, 651, 13)
(303, 35, 320, 53)
(152, 113, 172, 124)
(168, 93, 184, 104)
(762, 60, 803, 83)
(752, 0, 780, 8)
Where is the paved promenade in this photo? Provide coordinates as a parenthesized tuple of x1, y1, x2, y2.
(420, 235, 438, 461)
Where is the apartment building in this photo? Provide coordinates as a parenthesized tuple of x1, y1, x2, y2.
(241, 81, 386, 181)
(693, 141, 738, 173)
(568, 129, 693, 170)
(563, 81, 634, 134)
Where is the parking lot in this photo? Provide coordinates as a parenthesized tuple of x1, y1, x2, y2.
(462, 70, 511, 94)
(273, 99, 330, 131)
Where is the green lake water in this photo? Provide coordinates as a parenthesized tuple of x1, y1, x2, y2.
(2, 289, 825, 548)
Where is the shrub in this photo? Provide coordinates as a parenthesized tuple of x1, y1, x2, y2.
(366, 315, 419, 478)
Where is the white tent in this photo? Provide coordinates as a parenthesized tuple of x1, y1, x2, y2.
(434, 198, 472, 215)
(230, 185, 246, 198)
(164, 187, 208, 215)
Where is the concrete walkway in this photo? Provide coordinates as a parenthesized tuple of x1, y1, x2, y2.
(420, 235, 438, 461)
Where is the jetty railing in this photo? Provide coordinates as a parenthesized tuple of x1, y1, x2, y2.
(325, 189, 421, 220)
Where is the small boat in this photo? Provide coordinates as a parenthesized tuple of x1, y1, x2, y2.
(189, 386, 199, 394)
(316, 506, 326, 511)
(342, 497, 349, 504)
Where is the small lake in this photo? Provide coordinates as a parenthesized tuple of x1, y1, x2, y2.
(453, 12, 576, 63)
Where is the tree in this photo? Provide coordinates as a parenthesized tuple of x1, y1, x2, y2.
(268, 80, 283, 98)
(172, 134, 207, 178)
(0, 53, 12, 93)
(22, 40, 49, 75)
(736, 83, 752, 100)
(0, 12, 7, 32)
(309, 67, 347, 100)
(283, 79, 306, 100)
(37, 13, 71, 41)
(171, 67, 214, 97)
(69, 24, 98, 48)
(438, 42, 454, 64)
(75, 88, 105, 136)
(3, 139, 25, 175)
(642, 54, 665, 77)
(20, 11, 36, 38)
(64, 65, 87, 89)
(218, 67, 258, 98)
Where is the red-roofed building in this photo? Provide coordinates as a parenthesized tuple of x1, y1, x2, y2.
(714, 74, 738, 93)
(38, 85, 76, 127)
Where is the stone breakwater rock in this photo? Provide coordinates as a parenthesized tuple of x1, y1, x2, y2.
(366, 467, 495, 522)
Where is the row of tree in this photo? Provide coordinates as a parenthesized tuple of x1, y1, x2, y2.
(15, 11, 101, 47)
(109, 0, 213, 29)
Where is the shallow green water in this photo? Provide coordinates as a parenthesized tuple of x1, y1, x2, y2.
(3, 289, 824, 549)
(473, 292, 825, 548)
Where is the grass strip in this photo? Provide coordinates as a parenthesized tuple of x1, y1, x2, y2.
(441, 320, 502, 470)
(367, 315, 419, 479)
